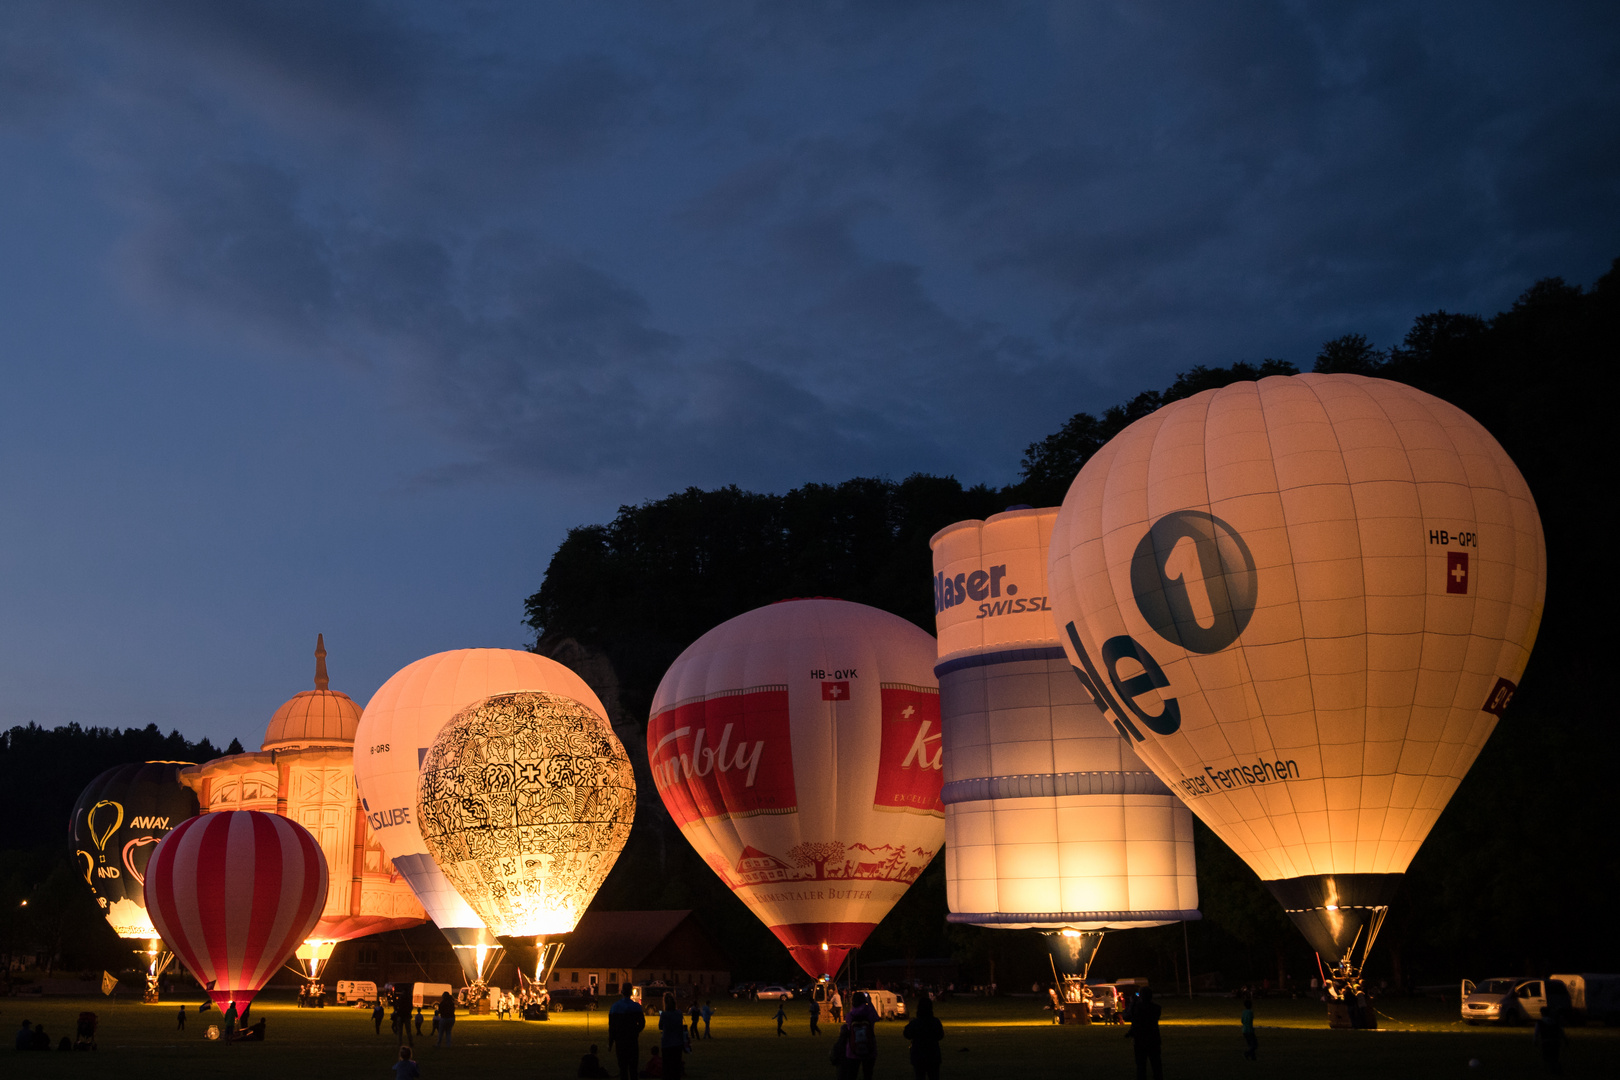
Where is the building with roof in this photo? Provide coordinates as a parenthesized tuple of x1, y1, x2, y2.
(179, 636, 425, 968)
(546, 910, 731, 997)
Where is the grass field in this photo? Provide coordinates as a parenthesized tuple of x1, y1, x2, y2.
(4, 992, 1616, 1079)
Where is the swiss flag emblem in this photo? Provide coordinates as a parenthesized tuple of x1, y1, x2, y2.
(821, 680, 850, 701)
(1446, 552, 1469, 594)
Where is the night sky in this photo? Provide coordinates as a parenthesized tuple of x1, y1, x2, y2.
(1, 1, 1615, 750)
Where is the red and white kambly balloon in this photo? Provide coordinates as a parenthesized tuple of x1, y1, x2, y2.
(143, 810, 328, 1010)
(650, 599, 944, 978)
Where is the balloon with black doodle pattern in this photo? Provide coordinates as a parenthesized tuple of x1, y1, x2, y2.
(417, 690, 636, 939)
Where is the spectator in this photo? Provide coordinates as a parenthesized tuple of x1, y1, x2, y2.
(643, 1046, 664, 1078)
(809, 998, 822, 1036)
(177, 1005, 187, 1031)
(436, 992, 456, 1047)
(1241, 998, 1257, 1060)
(373, 1000, 386, 1035)
(902, 994, 944, 1080)
(223, 1001, 239, 1043)
(658, 993, 687, 1080)
(609, 983, 646, 1080)
(1124, 987, 1163, 1080)
(1534, 1007, 1566, 1075)
(840, 991, 880, 1080)
(579, 1043, 612, 1078)
(16, 1018, 33, 1051)
(393, 1045, 420, 1080)
(774, 1001, 787, 1036)
(701, 1000, 713, 1039)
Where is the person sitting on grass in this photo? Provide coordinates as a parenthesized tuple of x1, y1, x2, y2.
(578, 1043, 611, 1078)
(16, 1018, 33, 1051)
(393, 1045, 420, 1080)
(642, 1046, 663, 1078)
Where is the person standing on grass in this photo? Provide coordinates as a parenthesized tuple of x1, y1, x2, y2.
(608, 983, 646, 1080)
(839, 991, 880, 1080)
(658, 993, 687, 1080)
(701, 999, 713, 1039)
(415, 1006, 425, 1036)
(809, 998, 822, 1036)
(689, 999, 701, 1039)
(1123, 987, 1162, 1080)
(393, 1045, 420, 1080)
(222, 1000, 238, 1043)
(373, 999, 386, 1035)
(394, 989, 414, 1047)
(774, 1000, 787, 1035)
(177, 1005, 187, 1031)
(436, 992, 456, 1047)
(1534, 1007, 1566, 1075)
(902, 994, 944, 1080)
(1240, 998, 1257, 1060)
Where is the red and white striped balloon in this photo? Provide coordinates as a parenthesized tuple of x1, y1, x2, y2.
(143, 810, 329, 1010)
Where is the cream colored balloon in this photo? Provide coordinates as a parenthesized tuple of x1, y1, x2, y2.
(931, 507, 1197, 931)
(417, 691, 635, 939)
(1047, 373, 1545, 967)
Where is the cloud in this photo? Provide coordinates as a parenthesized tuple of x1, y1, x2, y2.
(5, 0, 1615, 496)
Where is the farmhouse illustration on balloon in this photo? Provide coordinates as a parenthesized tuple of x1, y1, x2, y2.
(708, 841, 934, 890)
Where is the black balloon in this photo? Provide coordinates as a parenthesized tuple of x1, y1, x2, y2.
(70, 762, 200, 938)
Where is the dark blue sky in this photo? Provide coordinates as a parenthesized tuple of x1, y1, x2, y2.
(2, 1, 1615, 749)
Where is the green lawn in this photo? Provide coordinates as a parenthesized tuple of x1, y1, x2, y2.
(4, 993, 1615, 1079)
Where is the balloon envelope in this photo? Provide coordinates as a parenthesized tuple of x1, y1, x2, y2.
(70, 761, 199, 939)
(1047, 374, 1545, 962)
(649, 598, 945, 979)
(417, 691, 635, 940)
(143, 810, 329, 1010)
(932, 508, 1197, 930)
(356, 649, 608, 958)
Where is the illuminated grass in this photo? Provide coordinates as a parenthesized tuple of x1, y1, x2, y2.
(5, 993, 1617, 1079)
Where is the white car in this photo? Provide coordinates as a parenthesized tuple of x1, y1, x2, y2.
(1461, 978, 1568, 1024)
(755, 986, 795, 1001)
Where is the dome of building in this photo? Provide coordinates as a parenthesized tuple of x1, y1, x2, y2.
(262, 635, 362, 751)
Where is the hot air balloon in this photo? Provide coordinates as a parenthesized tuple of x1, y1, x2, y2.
(69, 761, 199, 1000)
(1047, 373, 1546, 1025)
(648, 598, 945, 980)
(144, 810, 329, 1012)
(931, 508, 1198, 1003)
(355, 649, 611, 986)
(180, 637, 424, 982)
(416, 690, 635, 985)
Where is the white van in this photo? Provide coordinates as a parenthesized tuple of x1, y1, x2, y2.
(413, 982, 455, 1009)
(1550, 974, 1620, 1023)
(337, 980, 377, 1006)
(863, 989, 906, 1020)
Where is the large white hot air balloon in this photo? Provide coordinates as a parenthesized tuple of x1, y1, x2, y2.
(353, 649, 609, 984)
(649, 599, 944, 980)
(1048, 373, 1545, 1020)
(932, 508, 1198, 995)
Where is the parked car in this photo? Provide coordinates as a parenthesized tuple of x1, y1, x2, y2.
(1461, 978, 1570, 1024)
(755, 985, 795, 1001)
(1549, 975, 1620, 1024)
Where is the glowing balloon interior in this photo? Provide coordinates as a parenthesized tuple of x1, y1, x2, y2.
(932, 508, 1198, 931)
(1047, 373, 1546, 994)
(649, 598, 945, 980)
(417, 691, 635, 943)
(143, 810, 329, 1011)
(355, 648, 609, 982)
